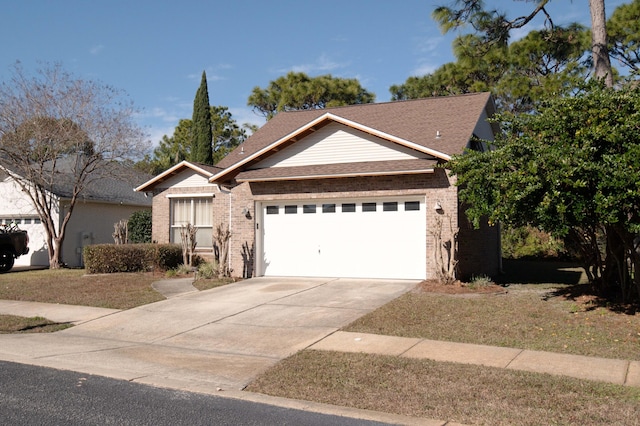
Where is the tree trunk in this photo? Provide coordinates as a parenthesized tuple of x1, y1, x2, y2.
(590, 0, 613, 87)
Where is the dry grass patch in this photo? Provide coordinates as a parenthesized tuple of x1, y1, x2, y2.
(0, 269, 163, 309)
(0, 315, 71, 333)
(192, 277, 237, 291)
(247, 350, 640, 426)
(344, 282, 640, 361)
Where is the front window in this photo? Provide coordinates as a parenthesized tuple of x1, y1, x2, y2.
(170, 197, 213, 248)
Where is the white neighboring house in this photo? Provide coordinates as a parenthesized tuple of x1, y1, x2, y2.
(0, 162, 152, 268)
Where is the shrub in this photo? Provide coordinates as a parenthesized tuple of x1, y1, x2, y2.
(83, 243, 183, 273)
(467, 275, 495, 289)
(502, 226, 566, 259)
(128, 210, 152, 243)
(197, 261, 218, 279)
(154, 244, 183, 271)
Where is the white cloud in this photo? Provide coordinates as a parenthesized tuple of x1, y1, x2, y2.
(286, 53, 347, 75)
(416, 36, 443, 54)
(229, 106, 266, 131)
(146, 125, 175, 147)
(89, 44, 104, 55)
(188, 63, 233, 82)
(411, 62, 438, 76)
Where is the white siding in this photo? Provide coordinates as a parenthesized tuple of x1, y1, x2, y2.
(158, 170, 211, 189)
(252, 122, 426, 169)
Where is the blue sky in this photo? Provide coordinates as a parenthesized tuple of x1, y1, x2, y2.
(0, 0, 628, 149)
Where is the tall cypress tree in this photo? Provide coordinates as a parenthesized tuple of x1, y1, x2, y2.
(191, 71, 213, 164)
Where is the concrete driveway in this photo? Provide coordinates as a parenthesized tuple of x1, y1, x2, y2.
(0, 277, 418, 392)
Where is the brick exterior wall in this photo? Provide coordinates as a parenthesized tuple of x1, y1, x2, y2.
(457, 212, 501, 280)
(150, 169, 501, 280)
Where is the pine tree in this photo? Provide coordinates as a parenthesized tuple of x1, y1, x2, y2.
(191, 71, 213, 164)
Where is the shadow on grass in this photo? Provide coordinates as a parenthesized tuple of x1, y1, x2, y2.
(499, 259, 640, 315)
(496, 259, 587, 286)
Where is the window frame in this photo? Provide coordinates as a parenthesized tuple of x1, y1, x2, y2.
(170, 196, 213, 248)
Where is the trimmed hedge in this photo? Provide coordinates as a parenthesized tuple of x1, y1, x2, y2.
(83, 244, 183, 274)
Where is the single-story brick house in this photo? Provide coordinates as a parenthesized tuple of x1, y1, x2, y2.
(136, 93, 501, 280)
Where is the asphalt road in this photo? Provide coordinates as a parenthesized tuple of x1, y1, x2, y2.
(0, 361, 393, 426)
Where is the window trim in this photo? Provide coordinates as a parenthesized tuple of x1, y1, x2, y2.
(166, 193, 215, 199)
(169, 196, 213, 248)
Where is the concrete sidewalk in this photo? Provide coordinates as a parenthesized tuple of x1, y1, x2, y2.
(1, 295, 637, 387)
(310, 331, 640, 387)
(0, 300, 119, 325)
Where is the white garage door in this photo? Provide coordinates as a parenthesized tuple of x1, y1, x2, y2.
(260, 198, 426, 279)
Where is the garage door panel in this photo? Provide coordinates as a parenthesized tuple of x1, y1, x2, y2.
(262, 198, 425, 279)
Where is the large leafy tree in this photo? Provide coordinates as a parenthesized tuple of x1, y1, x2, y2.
(0, 63, 147, 269)
(248, 72, 375, 120)
(210, 106, 248, 164)
(191, 71, 213, 164)
(607, 0, 640, 76)
(424, 1, 640, 299)
(431, 0, 615, 86)
(391, 25, 590, 113)
(448, 83, 640, 300)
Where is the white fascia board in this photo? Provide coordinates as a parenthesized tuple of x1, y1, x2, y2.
(210, 112, 450, 183)
(135, 161, 215, 192)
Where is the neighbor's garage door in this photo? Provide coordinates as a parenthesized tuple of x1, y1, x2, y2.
(261, 198, 426, 279)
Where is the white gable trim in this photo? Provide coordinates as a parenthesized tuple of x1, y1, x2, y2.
(209, 113, 451, 183)
(136, 161, 217, 192)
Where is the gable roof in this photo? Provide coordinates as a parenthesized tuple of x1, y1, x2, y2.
(0, 156, 152, 206)
(212, 92, 496, 183)
(135, 160, 222, 192)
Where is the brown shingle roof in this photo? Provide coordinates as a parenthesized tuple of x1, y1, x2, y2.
(215, 93, 495, 178)
(235, 159, 439, 182)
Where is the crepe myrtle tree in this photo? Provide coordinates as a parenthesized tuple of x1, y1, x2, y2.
(0, 62, 148, 269)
